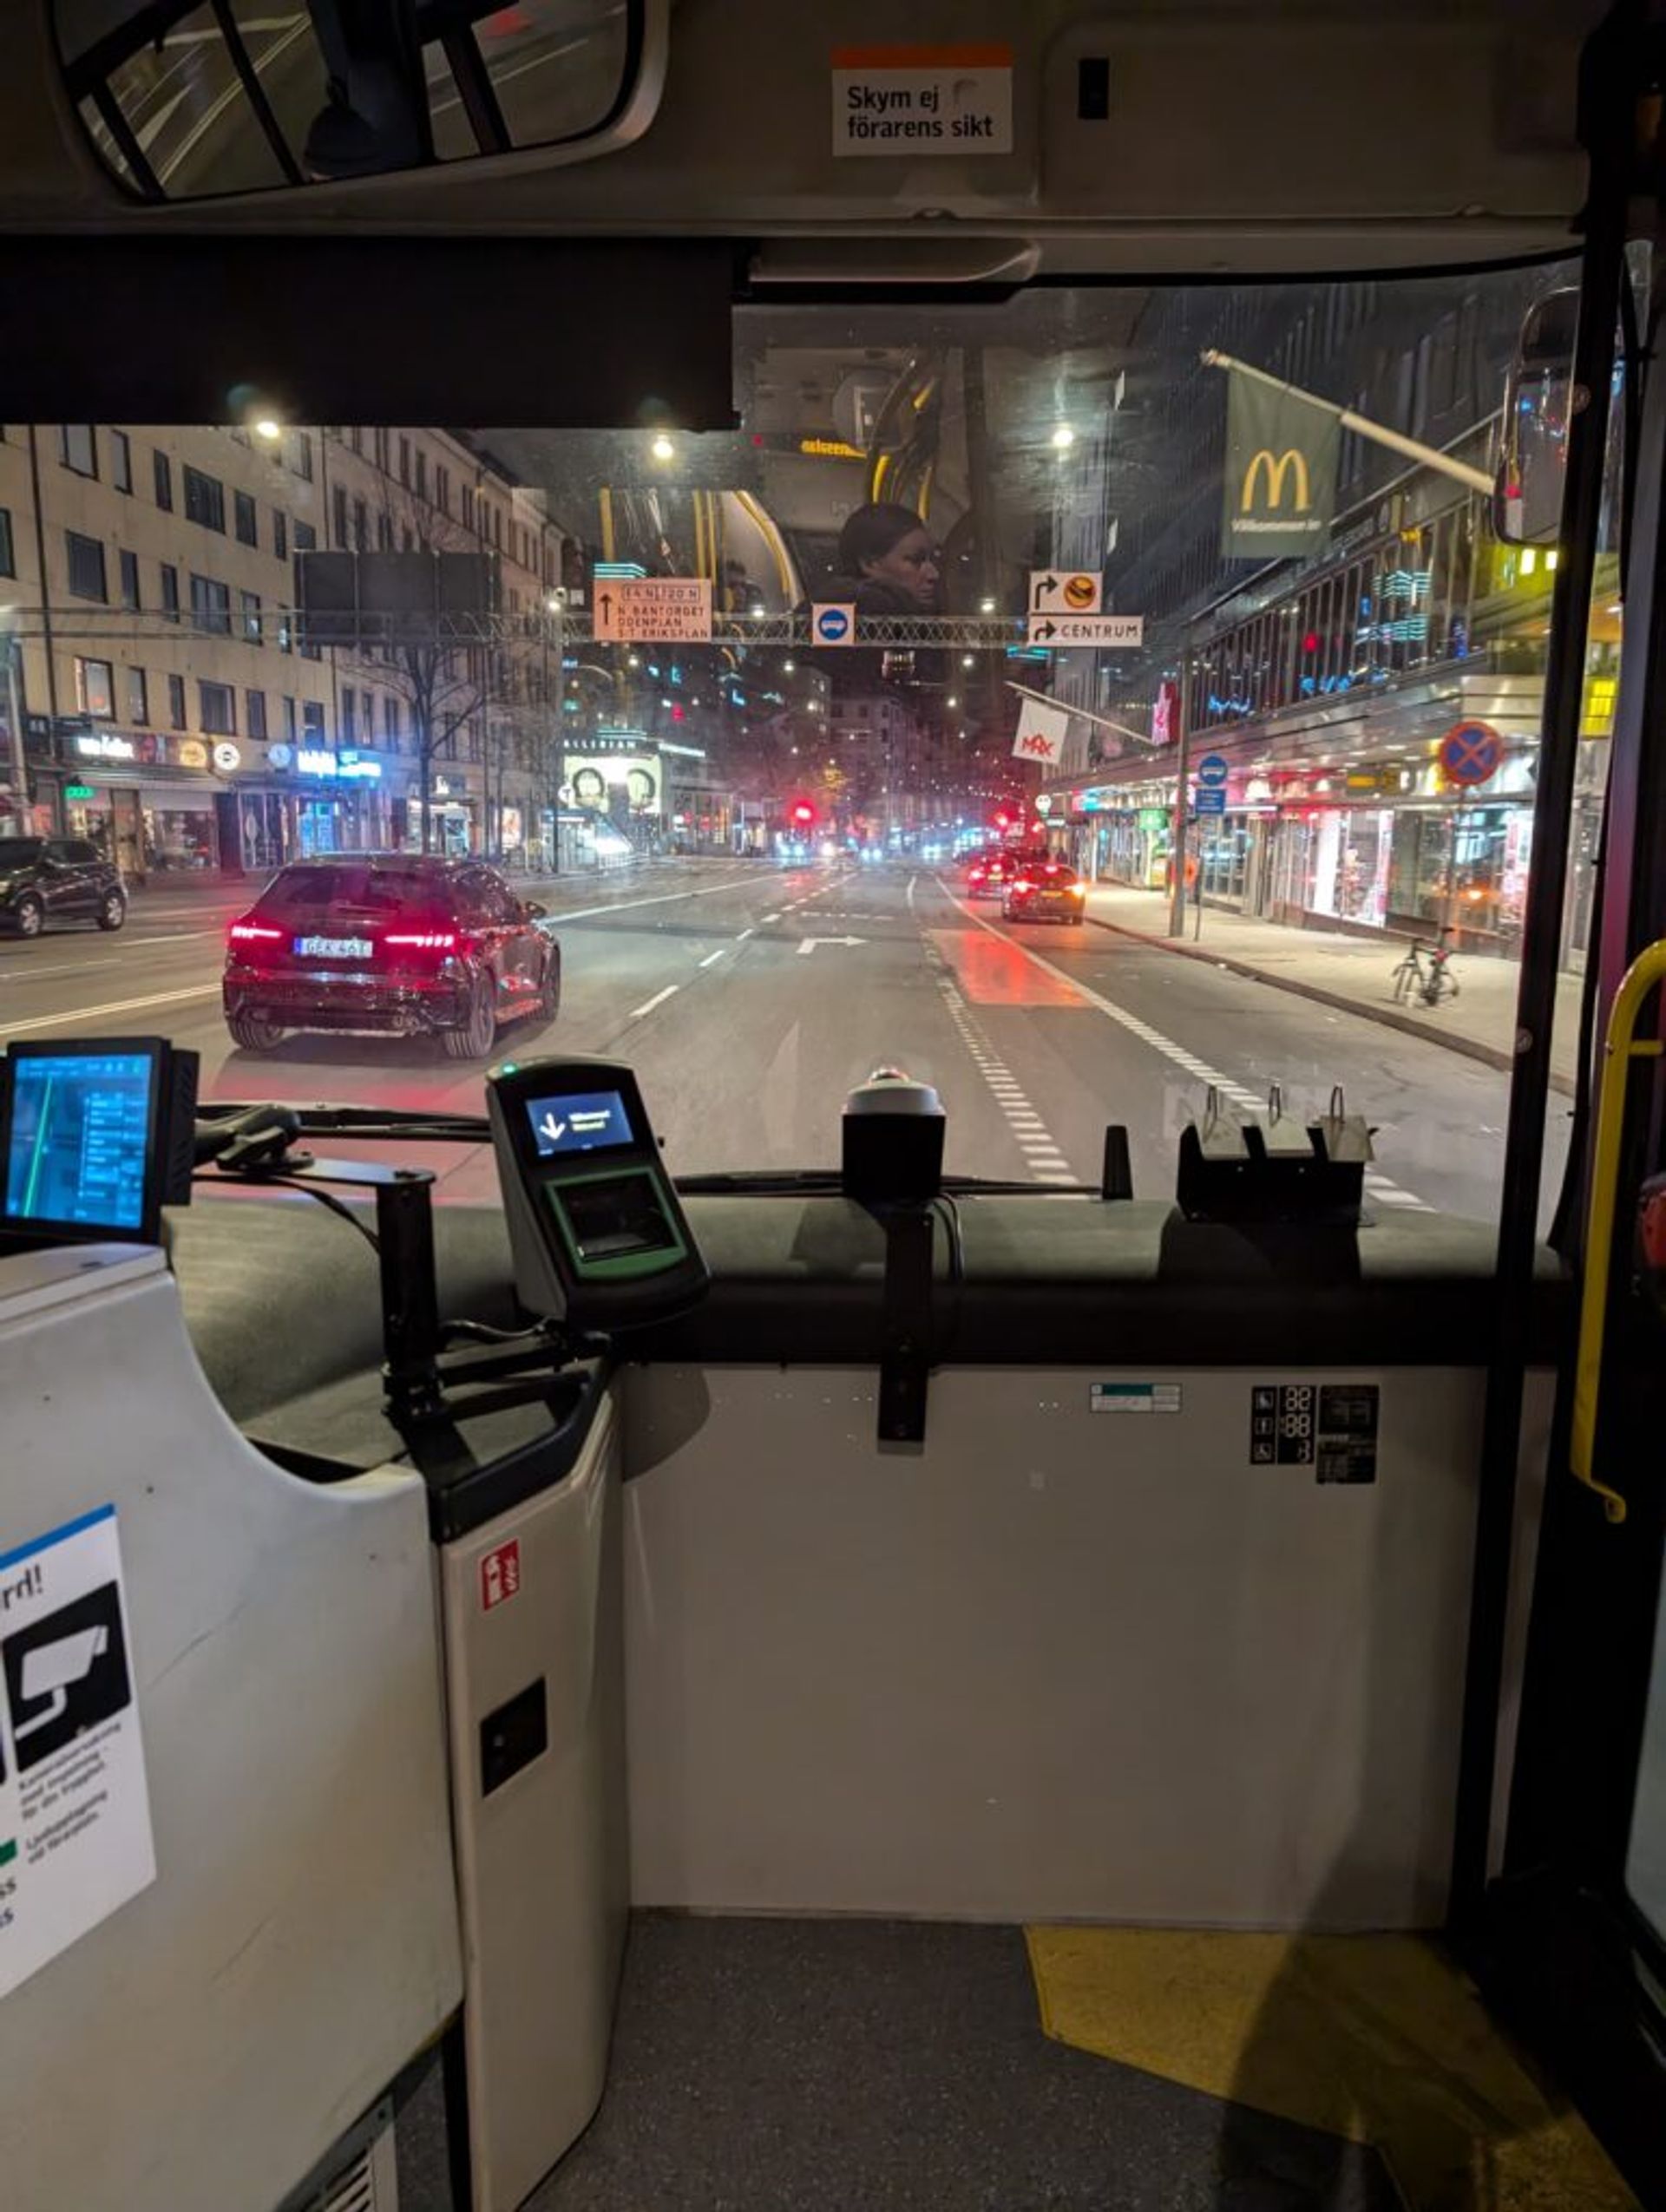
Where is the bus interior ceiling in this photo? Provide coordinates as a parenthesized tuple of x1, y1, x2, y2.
(0, 6, 1663, 2212)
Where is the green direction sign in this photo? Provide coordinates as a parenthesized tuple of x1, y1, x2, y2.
(1138, 807, 1169, 832)
(64, 784, 95, 801)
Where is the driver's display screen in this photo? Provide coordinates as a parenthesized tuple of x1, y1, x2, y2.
(3, 1050, 154, 1230)
(527, 1090, 635, 1157)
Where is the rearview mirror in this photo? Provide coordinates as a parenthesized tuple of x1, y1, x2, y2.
(523, 900, 548, 920)
(1491, 287, 1577, 547)
(55, 0, 666, 203)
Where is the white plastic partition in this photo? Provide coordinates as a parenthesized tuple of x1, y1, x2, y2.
(0, 1246, 462, 2212)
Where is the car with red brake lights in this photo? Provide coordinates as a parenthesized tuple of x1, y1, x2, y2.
(965, 848, 1029, 900)
(222, 854, 560, 1058)
(1001, 857, 1088, 925)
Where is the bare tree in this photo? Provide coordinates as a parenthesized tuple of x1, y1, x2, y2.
(340, 467, 493, 853)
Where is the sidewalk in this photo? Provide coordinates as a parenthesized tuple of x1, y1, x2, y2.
(1080, 881, 1583, 1095)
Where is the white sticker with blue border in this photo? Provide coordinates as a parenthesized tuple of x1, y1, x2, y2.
(0, 1504, 156, 1999)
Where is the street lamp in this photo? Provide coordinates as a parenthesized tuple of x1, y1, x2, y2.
(1050, 423, 1076, 450)
(650, 433, 675, 461)
(252, 417, 283, 444)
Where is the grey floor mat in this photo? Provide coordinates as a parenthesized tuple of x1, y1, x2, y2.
(528, 1914, 1398, 2210)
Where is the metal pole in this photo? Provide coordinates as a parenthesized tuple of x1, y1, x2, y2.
(1200, 349, 1495, 494)
(1168, 639, 1191, 935)
(1447, 20, 1630, 1942)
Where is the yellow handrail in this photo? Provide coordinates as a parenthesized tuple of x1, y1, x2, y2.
(1570, 935, 1666, 1523)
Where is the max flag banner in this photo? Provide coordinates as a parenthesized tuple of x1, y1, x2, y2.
(1012, 697, 1069, 766)
(1221, 371, 1338, 558)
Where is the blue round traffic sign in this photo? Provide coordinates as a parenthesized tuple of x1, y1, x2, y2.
(1196, 752, 1229, 787)
(814, 605, 851, 644)
(1439, 719, 1503, 788)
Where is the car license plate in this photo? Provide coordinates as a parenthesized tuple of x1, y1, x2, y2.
(295, 934, 371, 959)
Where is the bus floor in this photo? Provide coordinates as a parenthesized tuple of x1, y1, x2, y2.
(403, 1914, 1641, 2210)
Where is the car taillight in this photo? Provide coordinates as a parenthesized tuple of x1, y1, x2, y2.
(228, 919, 282, 943)
(384, 931, 458, 950)
(1013, 879, 1034, 894)
(1070, 883, 1086, 897)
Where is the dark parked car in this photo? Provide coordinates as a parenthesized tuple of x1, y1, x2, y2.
(1001, 857, 1087, 924)
(222, 854, 560, 1058)
(0, 836, 127, 936)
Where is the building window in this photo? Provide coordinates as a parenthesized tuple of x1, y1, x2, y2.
(110, 429, 132, 494)
(462, 486, 475, 530)
(415, 448, 428, 500)
(285, 430, 312, 481)
(332, 484, 349, 546)
(241, 589, 263, 643)
(384, 695, 400, 741)
(342, 690, 357, 741)
(278, 611, 292, 653)
(436, 464, 450, 514)
(0, 507, 12, 577)
(353, 496, 369, 551)
(189, 573, 233, 634)
(75, 658, 115, 717)
(154, 449, 174, 510)
(246, 689, 267, 740)
(65, 531, 108, 601)
(234, 488, 259, 547)
(282, 696, 298, 741)
(374, 427, 390, 472)
(398, 435, 411, 486)
(377, 512, 394, 552)
(60, 425, 97, 476)
(198, 680, 236, 736)
(349, 426, 364, 455)
(167, 672, 187, 730)
(159, 562, 180, 621)
(403, 525, 415, 553)
(273, 509, 288, 560)
(126, 666, 148, 723)
(183, 465, 226, 533)
(302, 699, 326, 739)
(293, 520, 316, 552)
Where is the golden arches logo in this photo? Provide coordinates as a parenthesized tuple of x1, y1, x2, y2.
(1240, 448, 1311, 514)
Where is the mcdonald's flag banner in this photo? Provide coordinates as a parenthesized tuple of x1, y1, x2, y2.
(1220, 371, 1339, 558)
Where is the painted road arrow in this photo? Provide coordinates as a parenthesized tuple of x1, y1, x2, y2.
(797, 936, 867, 954)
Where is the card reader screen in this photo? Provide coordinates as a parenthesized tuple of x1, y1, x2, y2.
(527, 1090, 634, 1158)
(4, 1050, 154, 1229)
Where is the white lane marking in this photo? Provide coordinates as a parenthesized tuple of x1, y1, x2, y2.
(939, 879, 1432, 1213)
(698, 948, 726, 969)
(735, 927, 755, 941)
(542, 874, 758, 924)
(626, 985, 679, 1021)
(0, 984, 219, 1037)
(760, 912, 782, 924)
(907, 874, 919, 914)
(921, 942, 1079, 1188)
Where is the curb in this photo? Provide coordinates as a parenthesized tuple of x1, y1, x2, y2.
(1083, 913, 1576, 1098)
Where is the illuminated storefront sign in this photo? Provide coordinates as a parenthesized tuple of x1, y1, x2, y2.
(294, 747, 382, 780)
(213, 742, 242, 772)
(177, 739, 208, 769)
(75, 732, 134, 762)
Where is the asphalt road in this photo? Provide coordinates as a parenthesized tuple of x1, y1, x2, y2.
(0, 856, 1570, 1221)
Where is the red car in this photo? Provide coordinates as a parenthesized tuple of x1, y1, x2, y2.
(223, 854, 561, 1058)
(1001, 857, 1088, 925)
(966, 849, 1033, 900)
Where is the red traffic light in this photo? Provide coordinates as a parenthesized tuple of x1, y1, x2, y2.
(790, 800, 816, 826)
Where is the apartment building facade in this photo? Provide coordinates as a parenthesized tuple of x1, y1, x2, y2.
(0, 421, 561, 874)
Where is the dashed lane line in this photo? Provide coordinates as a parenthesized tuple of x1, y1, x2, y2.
(698, 948, 727, 969)
(922, 938, 1079, 1186)
(934, 877, 1433, 1212)
(626, 984, 679, 1021)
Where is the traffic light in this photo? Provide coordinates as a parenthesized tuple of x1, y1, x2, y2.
(790, 799, 817, 827)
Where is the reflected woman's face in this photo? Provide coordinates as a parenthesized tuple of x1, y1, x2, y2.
(862, 526, 941, 607)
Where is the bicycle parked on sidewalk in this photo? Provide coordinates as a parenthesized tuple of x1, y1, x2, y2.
(1390, 926, 1459, 1008)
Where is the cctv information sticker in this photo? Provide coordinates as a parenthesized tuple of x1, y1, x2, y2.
(0, 1505, 156, 1999)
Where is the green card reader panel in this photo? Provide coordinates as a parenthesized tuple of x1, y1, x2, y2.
(486, 1057, 708, 1327)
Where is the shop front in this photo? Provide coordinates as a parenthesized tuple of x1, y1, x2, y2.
(406, 769, 477, 856)
(51, 729, 228, 877)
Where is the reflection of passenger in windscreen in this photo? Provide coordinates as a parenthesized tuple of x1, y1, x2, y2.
(724, 558, 766, 615)
(825, 503, 943, 616)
